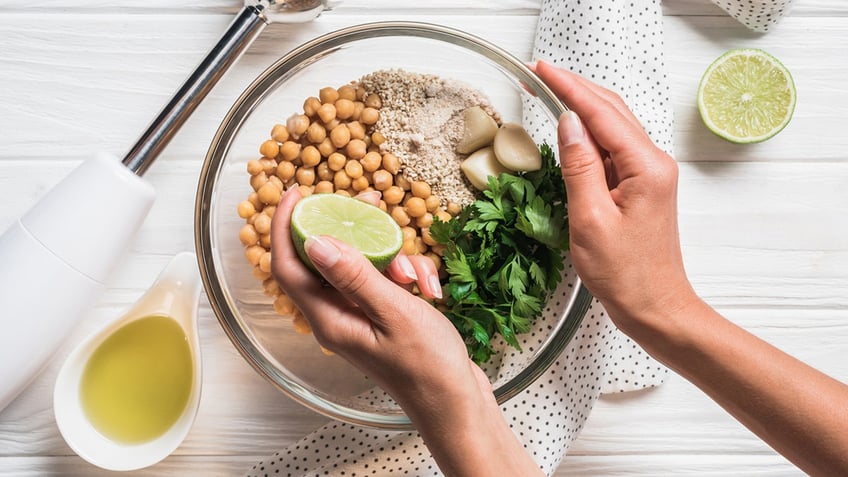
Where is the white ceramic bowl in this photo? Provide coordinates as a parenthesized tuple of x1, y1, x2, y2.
(195, 21, 591, 429)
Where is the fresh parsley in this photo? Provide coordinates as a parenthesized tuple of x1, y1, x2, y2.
(430, 144, 569, 364)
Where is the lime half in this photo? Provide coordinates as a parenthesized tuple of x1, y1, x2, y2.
(697, 48, 796, 144)
(290, 193, 403, 272)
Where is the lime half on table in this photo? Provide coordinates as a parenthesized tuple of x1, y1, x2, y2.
(290, 193, 403, 272)
(697, 48, 796, 144)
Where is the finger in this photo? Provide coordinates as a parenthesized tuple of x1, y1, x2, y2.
(407, 254, 442, 300)
(386, 252, 419, 285)
(534, 60, 654, 155)
(304, 235, 418, 330)
(557, 111, 616, 214)
(354, 190, 382, 207)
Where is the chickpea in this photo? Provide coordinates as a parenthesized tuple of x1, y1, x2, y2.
(259, 158, 277, 175)
(317, 138, 335, 157)
(280, 141, 301, 162)
(258, 139, 278, 159)
(291, 313, 312, 334)
(337, 84, 356, 101)
(352, 101, 365, 121)
(425, 195, 441, 213)
(329, 124, 351, 148)
(258, 181, 282, 205)
(345, 139, 367, 159)
(253, 213, 272, 235)
(239, 224, 259, 246)
(259, 251, 272, 273)
(295, 167, 316, 186)
(405, 197, 427, 218)
(246, 159, 263, 176)
(301, 145, 321, 167)
(378, 200, 388, 212)
(237, 200, 256, 219)
(253, 265, 272, 281)
(262, 276, 280, 296)
(347, 121, 366, 140)
(360, 107, 380, 125)
(351, 175, 369, 191)
(260, 233, 272, 249)
(401, 239, 416, 255)
(435, 209, 453, 223)
(317, 103, 337, 124)
(297, 184, 314, 197)
(324, 118, 341, 132)
(335, 189, 351, 197)
(276, 161, 295, 181)
(414, 237, 428, 254)
(421, 227, 438, 246)
(287, 114, 309, 138)
(372, 169, 393, 191)
(371, 131, 386, 146)
(355, 85, 367, 101)
(344, 159, 363, 179)
(262, 205, 276, 217)
(446, 201, 463, 216)
(382, 153, 400, 174)
(416, 212, 433, 228)
(306, 121, 327, 143)
(333, 170, 352, 190)
(250, 171, 268, 192)
(411, 181, 431, 199)
(319, 86, 339, 104)
(245, 245, 265, 266)
(360, 151, 382, 172)
(267, 174, 283, 190)
(364, 93, 382, 109)
(303, 96, 321, 117)
(335, 98, 354, 120)
(314, 180, 334, 194)
(316, 162, 333, 181)
(327, 152, 347, 171)
(248, 192, 262, 210)
(271, 123, 289, 143)
(274, 293, 296, 316)
(382, 185, 405, 205)
(401, 226, 417, 242)
(395, 174, 412, 191)
(391, 206, 411, 227)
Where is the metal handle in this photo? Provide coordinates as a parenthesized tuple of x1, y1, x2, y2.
(122, 5, 269, 175)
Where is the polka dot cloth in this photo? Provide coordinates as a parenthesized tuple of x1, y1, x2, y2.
(245, 1, 790, 475)
(712, 0, 794, 32)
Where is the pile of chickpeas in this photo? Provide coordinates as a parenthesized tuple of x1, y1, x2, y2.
(237, 82, 463, 337)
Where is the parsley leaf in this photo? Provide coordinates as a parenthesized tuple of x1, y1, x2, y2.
(432, 143, 569, 363)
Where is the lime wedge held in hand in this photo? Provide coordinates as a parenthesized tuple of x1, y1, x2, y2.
(697, 48, 796, 144)
(290, 193, 403, 272)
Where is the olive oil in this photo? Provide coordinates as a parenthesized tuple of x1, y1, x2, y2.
(80, 314, 193, 444)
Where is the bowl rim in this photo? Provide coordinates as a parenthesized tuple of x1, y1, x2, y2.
(194, 20, 592, 430)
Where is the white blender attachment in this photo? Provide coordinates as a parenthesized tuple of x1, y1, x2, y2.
(0, 0, 335, 412)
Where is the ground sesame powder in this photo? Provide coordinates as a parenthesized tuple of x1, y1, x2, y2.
(357, 69, 501, 206)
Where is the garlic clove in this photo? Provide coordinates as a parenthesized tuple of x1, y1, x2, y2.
(493, 123, 542, 171)
(460, 146, 511, 191)
(456, 106, 499, 154)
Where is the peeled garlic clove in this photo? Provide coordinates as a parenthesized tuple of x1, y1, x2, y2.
(460, 146, 511, 191)
(493, 123, 542, 171)
(456, 106, 499, 154)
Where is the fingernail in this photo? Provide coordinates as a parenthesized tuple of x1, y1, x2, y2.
(304, 236, 341, 268)
(559, 110, 585, 146)
(397, 254, 418, 281)
(354, 190, 381, 205)
(428, 274, 443, 300)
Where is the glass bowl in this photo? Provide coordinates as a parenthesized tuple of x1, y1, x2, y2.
(194, 21, 592, 429)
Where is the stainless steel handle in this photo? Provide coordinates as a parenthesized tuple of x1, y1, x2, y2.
(122, 5, 269, 176)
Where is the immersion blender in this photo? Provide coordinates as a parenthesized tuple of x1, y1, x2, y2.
(0, 0, 335, 412)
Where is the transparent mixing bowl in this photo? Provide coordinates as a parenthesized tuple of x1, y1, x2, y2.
(195, 21, 592, 429)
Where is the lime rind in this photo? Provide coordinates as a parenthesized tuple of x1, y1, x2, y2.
(697, 48, 796, 144)
(290, 193, 403, 271)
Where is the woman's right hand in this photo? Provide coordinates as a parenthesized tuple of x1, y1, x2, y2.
(532, 61, 699, 334)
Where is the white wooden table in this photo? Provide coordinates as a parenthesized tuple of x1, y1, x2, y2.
(1, 1, 846, 475)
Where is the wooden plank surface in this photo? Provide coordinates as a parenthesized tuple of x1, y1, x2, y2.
(0, 0, 846, 475)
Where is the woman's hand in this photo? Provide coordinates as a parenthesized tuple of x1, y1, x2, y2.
(532, 60, 699, 334)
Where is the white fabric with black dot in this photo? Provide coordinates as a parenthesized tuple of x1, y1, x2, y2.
(245, 1, 791, 475)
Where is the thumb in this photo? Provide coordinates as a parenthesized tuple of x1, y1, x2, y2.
(304, 235, 406, 325)
(558, 111, 612, 209)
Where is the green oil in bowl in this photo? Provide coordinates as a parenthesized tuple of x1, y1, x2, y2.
(79, 314, 193, 444)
